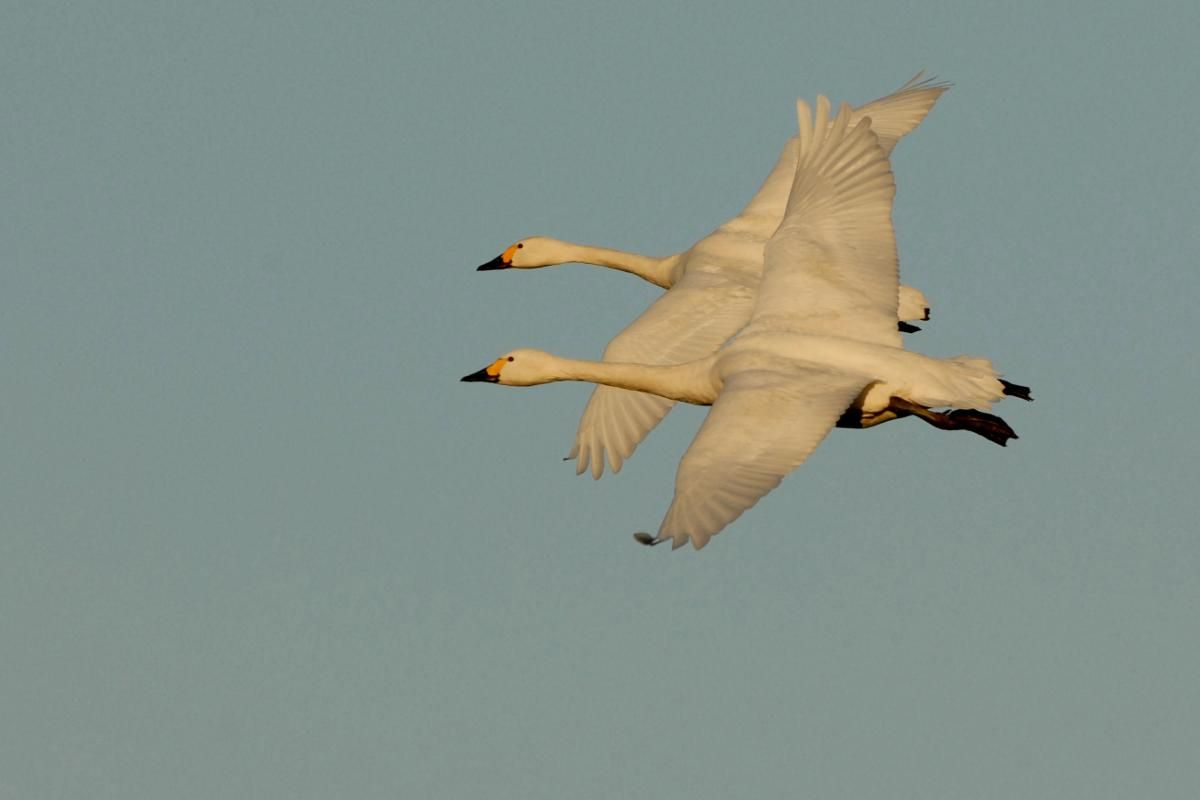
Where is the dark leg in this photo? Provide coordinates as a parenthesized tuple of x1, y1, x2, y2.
(633, 532, 664, 547)
(836, 405, 909, 430)
(888, 397, 1019, 447)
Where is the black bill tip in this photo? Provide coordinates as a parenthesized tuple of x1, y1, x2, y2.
(476, 255, 509, 271)
(461, 368, 498, 383)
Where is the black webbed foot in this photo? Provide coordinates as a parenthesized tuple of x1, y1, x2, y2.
(948, 409, 1019, 447)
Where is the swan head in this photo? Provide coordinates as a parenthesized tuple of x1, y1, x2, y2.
(460, 348, 560, 386)
(476, 237, 567, 271)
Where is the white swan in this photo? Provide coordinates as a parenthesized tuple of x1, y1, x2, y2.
(477, 74, 948, 479)
(463, 96, 1030, 550)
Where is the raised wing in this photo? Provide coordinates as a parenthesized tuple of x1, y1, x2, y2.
(852, 72, 950, 156)
(750, 96, 901, 347)
(734, 137, 800, 220)
(654, 367, 867, 549)
(738, 73, 947, 220)
(569, 270, 756, 478)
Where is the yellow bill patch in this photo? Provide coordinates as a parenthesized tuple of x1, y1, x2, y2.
(485, 358, 507, 378)
(502, 244, 519, 264)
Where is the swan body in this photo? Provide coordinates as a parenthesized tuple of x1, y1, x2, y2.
(479, 74, 948, 478)
(464, 95, 1029, 550)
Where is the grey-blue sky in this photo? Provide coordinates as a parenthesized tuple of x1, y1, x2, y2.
(3, 1, 1198, 797)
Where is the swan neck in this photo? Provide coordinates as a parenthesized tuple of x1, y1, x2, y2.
(565, 242, 673, 288)
(553, 357, 703, 403)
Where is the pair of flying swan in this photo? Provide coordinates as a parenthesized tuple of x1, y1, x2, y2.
(462, 76, 1031, 550)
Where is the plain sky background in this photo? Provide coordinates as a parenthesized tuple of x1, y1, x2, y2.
(3, 1, 1199, 798)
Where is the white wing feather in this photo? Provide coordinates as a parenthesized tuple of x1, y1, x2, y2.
(851, 72, 951, 156)
(655, 96, 904, 550)
(655, 368, 867, 550)
(738, 73, 948, 220)
(569, 270, 756, 478)
(750, 97, 901, 347)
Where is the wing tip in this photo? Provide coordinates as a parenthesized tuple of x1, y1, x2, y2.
(898, 69, 954, 93)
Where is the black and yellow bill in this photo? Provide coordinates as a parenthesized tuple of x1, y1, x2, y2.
(476, 244, 519, 271)
(460, 357, 507, 383)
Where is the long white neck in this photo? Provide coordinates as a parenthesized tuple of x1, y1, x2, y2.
(547, 355, 715, 405)
(553, 241, 676, 289)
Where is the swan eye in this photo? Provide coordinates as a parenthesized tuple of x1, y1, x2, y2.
(516, 243, 523, 249)
(507, 356, 514, 362)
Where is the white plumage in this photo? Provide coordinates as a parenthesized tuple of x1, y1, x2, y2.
(463, 95, 1026, 550)
(479, 74, 948, 478)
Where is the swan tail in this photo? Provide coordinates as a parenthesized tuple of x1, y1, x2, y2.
(922, 355, 1006, 411)
(898, 284, 931, 323)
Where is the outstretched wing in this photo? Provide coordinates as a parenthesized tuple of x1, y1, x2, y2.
(738, 73, 948, 220)
(569, 270, 756, 478)
(654, 367, 867, 550)
(652, 94, 921, 550)
(851, 72, 950, 156)
(750, 97, 901, 347)
(734, 137, 801, 220)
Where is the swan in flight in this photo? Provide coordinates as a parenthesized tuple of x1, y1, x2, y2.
(463, 96, 1031, 550)
(477, 74, 948, 479)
